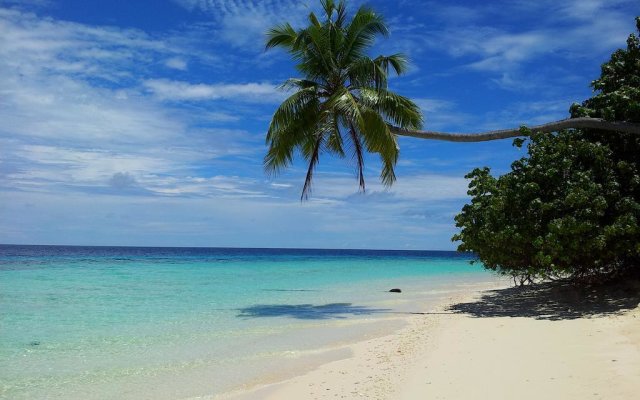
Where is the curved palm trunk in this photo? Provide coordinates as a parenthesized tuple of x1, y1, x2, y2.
(390, 117, 640, 142)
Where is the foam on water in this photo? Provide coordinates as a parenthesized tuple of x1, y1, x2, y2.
(0, 245, 493, 399)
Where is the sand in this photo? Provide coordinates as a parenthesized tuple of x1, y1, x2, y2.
(218, 281, 640, 400)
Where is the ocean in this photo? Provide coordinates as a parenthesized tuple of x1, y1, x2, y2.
(0, 245, 493, 399)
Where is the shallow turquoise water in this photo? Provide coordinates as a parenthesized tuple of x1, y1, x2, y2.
(0, 246, 490, 399)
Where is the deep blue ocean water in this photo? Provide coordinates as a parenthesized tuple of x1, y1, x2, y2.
(0, 245, 490, 399)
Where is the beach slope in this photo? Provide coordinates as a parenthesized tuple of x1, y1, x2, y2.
(228, 283, 640, 400)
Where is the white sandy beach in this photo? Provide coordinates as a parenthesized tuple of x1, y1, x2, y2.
(220, 282, 640, 400)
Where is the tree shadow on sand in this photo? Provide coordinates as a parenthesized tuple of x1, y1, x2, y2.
(237, 303, 391, 320)
(449, 279, 640, 321)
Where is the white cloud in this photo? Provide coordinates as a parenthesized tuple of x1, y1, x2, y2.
(144, 175, 268, 197)
(413, 98, 455, 113)
(0, 5, 272, 203)
(1, 76, 185, 144)
(0, 0, 51, 9)
(172, 0, 312, 48)
(4, 127, 264, 196)
(0, 8, 198, 146)
(396, 0, 636, 78)
(545, 0, 635, 21)
(280, 172, 469, 202)
(143, 79, 285, 103)
(412, 95, 574, 133)
(270, 182, 292, 188)
(464, 31, 552, 72)
(9, 145, 168, 186)
(479, 99, 573, 130)
(165, 57, 188, 70)
(0, 8, 177, 81)
(412, 98, 474, 131)
(0, 188, 463, 249)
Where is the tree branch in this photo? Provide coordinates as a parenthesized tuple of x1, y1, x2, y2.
(390, 117, 640, 142)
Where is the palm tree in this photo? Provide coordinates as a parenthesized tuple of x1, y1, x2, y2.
(265, 0, 422, 199)
(265, 3, 640, 199)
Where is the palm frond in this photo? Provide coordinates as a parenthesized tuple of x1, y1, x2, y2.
(326, 114, 345, 157)
(379, 154, 397, 186)
(346, 56, 387, 90)
(338, 90, 400, 187)
(265, 23, 298, 50)
(279, 78, 320, 91)
(267, 87, 319, 138)
(374, 53, 409, 76)
(342, 7, 388, 64)
(348, 122, 366, 192)
(329, 89, 367, 140)
(308, 12, 321, 28)
(296, 24, 335, 78)
(265, 96, 321, 175)
(321, 0, 336, 18)
(300, 133, 324, 200)
(330, 90, 367, 191)
(334, 1, 347, 27)
(359, 87, 423, 129)
(359, 107, 398, 186)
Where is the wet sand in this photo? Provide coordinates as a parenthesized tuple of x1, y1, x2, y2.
(219, 280, 640, 400)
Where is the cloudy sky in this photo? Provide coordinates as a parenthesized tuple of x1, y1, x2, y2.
(1, 0, 637, 249)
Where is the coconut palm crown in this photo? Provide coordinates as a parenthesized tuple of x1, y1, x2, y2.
(265, 0, 423, 199)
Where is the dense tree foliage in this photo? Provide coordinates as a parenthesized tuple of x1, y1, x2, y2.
(453, 18, 640, 283)
(264, 0, 422, 199)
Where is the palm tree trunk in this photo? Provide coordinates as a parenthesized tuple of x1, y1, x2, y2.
(390, 117, 640, 142)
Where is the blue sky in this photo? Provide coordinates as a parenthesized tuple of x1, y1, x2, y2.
(1, 0, 638, 249)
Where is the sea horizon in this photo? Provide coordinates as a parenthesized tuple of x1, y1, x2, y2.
(0, 243, 466, 254)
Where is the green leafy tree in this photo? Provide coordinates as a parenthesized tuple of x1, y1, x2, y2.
(453, 19, 640, 283)
(264, 0, 422, 198)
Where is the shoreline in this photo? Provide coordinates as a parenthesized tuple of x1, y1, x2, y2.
(217, 280, 640, 400)
(214, 279, 506, 399)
